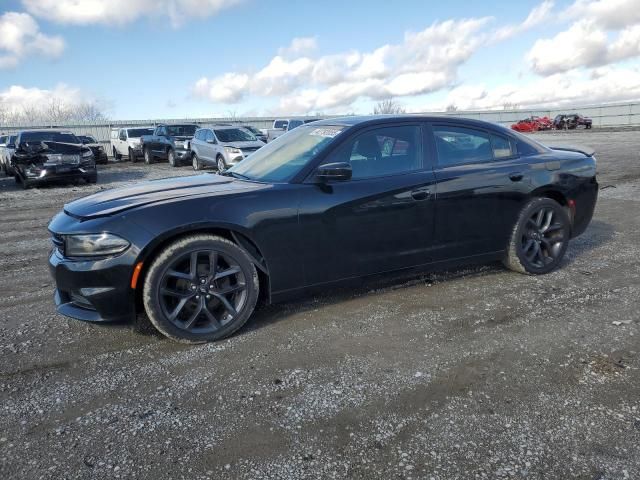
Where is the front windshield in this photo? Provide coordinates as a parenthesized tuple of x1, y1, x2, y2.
(167, 125, 197, 136)
(78, 135, 96, 143)
(214, 128, 256, 142)
(128, 128, 154, 138)
(21, 131, 80, 144)
(229, 125, 345, 182)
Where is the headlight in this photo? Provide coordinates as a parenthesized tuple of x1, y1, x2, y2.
(46, 154, 63, 163)
(97, 146, 104, 152)
(224, 146, 242, 155)
(82, 149, 93, 158)
(64, 233, 130, 257)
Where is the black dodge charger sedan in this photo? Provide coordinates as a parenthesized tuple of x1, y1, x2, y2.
(48, 116, 598, 343)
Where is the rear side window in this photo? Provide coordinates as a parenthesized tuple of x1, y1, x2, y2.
(490, 134, 514, 159)
(433, 126, 492, 166)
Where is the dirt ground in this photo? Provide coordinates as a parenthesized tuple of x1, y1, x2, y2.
(0, 129, 639, 480)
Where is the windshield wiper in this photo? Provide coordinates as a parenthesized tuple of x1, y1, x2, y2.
(220, 171, 251, 180)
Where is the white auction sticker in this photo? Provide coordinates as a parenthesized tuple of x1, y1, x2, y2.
(309, 128, 342, 138)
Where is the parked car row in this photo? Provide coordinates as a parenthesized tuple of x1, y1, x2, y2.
(0, 129, 97, 189)
(511, 113, 592, 132)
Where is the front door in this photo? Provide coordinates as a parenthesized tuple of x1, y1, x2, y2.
(299, 123, 437, 287)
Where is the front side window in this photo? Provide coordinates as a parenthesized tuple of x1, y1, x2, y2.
(433, 126, 493, 166)
(336, 125, 422, 179)
(205, 130, 215, 142)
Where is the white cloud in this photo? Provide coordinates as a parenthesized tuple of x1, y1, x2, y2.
(491, 0, 554, 42)
(0, 84, 84, 114)
(192, 16, 491, 112)
(420, 65, 640, 111)
(21, 0, 243, 28)
(528, 0, 640, 75)
(0, 12, 65, 69)
(278, 37, 318, 58)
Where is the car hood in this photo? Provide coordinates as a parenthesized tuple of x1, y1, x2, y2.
(64, 174, 264, 219)
(220, 140, 265, 149)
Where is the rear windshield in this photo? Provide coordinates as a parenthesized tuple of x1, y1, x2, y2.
(21, 131, 80, 144)
(214, 128, 255, 142)
(127, 128, 154, 138)
(167, 125, 197, 136)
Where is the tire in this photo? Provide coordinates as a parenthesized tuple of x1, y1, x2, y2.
(168, 149, 177, 167)
(129, 148, 136, 163)
(192, 153, 201, 171)
(503, 197, 571, 275)
(217, 155, 226, 172)
(142, 234, 259, 344)
(86, 173, 98, 184)
(144, 147, 153, 165)
(112, 147, 122, 161)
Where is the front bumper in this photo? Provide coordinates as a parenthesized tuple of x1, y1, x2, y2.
(22, 164, 96, 184)
(49, 248, 136, 323)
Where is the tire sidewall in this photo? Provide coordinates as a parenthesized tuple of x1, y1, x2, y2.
(142, 235, 259, 343)
(168, 149, 176, 167)
(144, 148, 151, 164)
(192, 154, 199, 171)
(514, 198, 570, 274)
(217, 156, 225, 172)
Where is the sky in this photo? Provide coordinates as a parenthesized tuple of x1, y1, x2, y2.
(1, 0, 640, 120)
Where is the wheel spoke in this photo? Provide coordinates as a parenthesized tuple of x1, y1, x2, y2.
(526, 219, 538, 229)
(161, 287, 192, 299)
(208, 252, 218, 278)
(168, 297, 189, 321)
(166, 269, 193, 281)
(535, 209, 545, 227)
(523, 239, 535, 253)
(202, 304, 222, 328)
(218, 283, 246, 295)
(542, 210, 553, 231)
(189, 252, 199, 278)
(213, 293, 238, 317)
(543, 223, 563, 234)
(527, 241, 540, 261)
(183, 299, 204, 329)
(214, 266, 241, 280)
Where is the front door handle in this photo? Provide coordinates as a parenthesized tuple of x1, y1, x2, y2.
(509, 172, 524, 182)
(411, 188, 430, 201)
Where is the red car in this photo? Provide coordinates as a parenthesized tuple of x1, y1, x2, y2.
(511, 116, 552, 133)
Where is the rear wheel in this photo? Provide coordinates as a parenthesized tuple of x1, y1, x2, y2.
(504, 198, 570, 275)
(144, 147, 153, 165)
(142, 234, 259, 343)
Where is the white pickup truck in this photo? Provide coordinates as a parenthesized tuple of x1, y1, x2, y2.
(110, 126, 155, 161)
(265, 118, 321, 142)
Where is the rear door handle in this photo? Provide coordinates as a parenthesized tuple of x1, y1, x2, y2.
(411, 188, 430, 201)
(509, 172, 524, 182)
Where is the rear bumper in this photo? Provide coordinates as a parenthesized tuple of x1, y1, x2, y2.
(571, 179, 598, 238)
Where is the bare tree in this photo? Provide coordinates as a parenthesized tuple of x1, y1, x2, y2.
(503, 102, 520, 110)
(445, 104, 459, 112)
(373, 98, 406, 115)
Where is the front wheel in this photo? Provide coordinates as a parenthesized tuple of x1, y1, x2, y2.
(142, 234, 259, 343)
(217, 155, 226, 172)
(168, 149, 177, 167)
(144, 147, 153, 165)
(192, 153, 201, 171)
(503, 198, 570, 275)
(129, 148, 136, 162)
(113, 147, 122, 161)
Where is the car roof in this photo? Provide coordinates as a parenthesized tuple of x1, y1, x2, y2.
(311, 114, 511, 132)
(18, 129, 75, 134)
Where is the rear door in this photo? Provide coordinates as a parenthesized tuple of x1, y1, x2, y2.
(299, 123, 437, 286)
(428, 123, 530, 260)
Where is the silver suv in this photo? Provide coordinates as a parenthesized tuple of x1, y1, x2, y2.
(190, 125, 265, 171)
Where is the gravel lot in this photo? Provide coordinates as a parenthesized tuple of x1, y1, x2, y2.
(1, 129, 639, 480)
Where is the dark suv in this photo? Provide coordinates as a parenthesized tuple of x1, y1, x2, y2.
(139, 124, 198, 167)
(12, 130, 97, 189)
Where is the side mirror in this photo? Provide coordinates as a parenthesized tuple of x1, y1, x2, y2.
(315, 162, 352, 182)
(206, 138, 216, 144)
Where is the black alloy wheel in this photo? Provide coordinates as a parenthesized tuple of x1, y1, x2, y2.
(143, 235, 259, 343)
(504, 197, 570, 274)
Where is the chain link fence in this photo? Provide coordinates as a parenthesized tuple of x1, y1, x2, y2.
(2, 102, 639, 158)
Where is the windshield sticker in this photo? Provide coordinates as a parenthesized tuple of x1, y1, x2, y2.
(309, 128, 342, 138)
